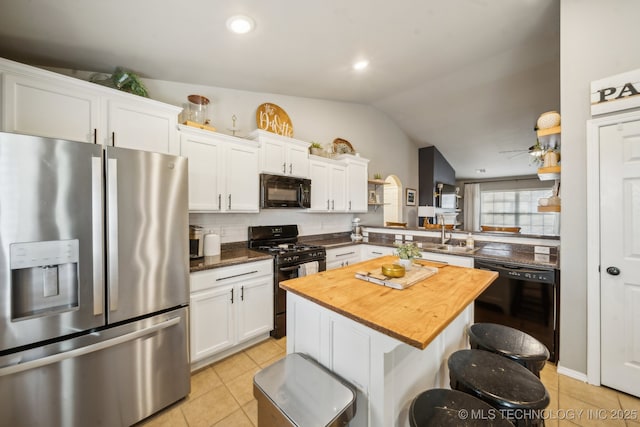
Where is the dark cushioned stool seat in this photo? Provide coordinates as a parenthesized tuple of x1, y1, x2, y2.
(468, 323, 550, 377)
(409, 388, 515, 426)
(448, 349, 549, 427)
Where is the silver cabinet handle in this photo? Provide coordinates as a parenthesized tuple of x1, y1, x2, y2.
(0, 317, 180, 377)
(106, 157, 119, 312)
(111, 131, 116, 147)
(289, 163, 292, 174)
(231, 288, 234, 304)
(331, 200, 335, 210)
(349, 201, 352, 210)
(217, 270, 258, 281)
(228, 194, 231, 210)
(91, 156, 104, 316)
(336, 251, 356, 257)
(241, 285, 244, 301)
(218, 194, 221, 210)
(283, 162, 287, 174)
(372, 251, 383, 255)
(327, 199, 330, 210)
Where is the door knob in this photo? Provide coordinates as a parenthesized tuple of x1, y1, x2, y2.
(606, 266, 621, 276)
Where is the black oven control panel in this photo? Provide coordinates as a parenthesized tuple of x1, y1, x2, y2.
(475, 260, 556, 284)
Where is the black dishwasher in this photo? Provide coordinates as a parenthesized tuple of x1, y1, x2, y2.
(473, 260, 559, 362)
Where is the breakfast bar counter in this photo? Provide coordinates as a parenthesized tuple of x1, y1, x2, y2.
(281, 256, 498, 427)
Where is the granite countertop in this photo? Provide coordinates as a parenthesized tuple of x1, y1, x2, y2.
(300, 233, 559, 269)
(190, 231, 559, 273)
(280, 255, 498, 349)
(189, 247, 272, 272)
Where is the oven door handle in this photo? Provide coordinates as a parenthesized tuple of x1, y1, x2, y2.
(279, 265, 301, 272)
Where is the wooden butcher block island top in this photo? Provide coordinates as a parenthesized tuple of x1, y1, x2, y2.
(280, 255, 498, 350)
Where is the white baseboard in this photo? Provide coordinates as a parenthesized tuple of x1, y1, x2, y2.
(190, 333, 271, 372)
(557, 364, 590, 383)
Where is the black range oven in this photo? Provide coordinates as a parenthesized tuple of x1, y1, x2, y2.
(248, 225, 326, 338)
(474, 259, 559, 362)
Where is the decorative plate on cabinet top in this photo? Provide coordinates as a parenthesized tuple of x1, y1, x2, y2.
(256, 103, 294, 137)
(332, 138, 355, 154)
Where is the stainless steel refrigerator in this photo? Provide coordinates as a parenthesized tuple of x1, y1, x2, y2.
(0, 132, 190, 426)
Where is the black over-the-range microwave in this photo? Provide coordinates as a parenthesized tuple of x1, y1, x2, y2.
(260, 173, 311, 208)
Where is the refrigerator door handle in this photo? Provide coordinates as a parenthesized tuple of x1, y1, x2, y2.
(107, 157, 119, 312)
(92, 156, 104, 315)
(0, 317, 181, 377)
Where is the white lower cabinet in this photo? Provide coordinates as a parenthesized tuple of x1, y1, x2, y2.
(326, 245, 361, 270)
(189, 259, 273, 364)
(288, 292, 474, 427)
(419, 250, 474, 267)
(361, 244, 396, 260)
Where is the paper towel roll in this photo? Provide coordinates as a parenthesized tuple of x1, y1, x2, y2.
(203, 233, 221, 256)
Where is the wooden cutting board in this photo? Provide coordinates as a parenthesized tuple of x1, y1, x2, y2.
(355, 264, 438, 289)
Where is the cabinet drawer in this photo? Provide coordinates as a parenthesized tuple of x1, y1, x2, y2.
(190, 259, 273, 292)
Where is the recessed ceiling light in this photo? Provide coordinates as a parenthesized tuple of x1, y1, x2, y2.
(476, 168, 487, 174)
(226, 15, 255, 34)
(353, 60, 369, 71)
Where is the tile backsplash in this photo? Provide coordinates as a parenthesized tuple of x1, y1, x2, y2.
(189, 211, 355, 243)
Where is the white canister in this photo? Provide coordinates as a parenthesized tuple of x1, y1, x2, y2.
(203, 233, 221, 256)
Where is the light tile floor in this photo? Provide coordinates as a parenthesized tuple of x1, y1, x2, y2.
(140, 338, 640, 427)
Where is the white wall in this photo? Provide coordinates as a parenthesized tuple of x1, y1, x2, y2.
(560, 0, 640, 374)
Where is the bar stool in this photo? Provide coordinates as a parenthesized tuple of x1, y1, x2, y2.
(409, 388, 515, 426)
(468, 323, 550, 377)
(448, 349, 549, 427)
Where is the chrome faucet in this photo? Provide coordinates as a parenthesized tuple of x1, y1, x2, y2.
(439, 214, 451, 245)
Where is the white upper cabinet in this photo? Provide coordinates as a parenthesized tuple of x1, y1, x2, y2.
(336, 154, 369, 213)
(308, 156, 347, 212)
(248, 129, 310, 178)
(179, 125, 260, 213)
(0, 57, 181, 154)
(103, 97, 180, 154)
(2, 72, 101, 144)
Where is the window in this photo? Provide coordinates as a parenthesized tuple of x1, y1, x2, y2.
(480, 188, 559, 235)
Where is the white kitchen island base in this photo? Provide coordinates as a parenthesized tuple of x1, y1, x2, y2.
(286, 292, 474, 427)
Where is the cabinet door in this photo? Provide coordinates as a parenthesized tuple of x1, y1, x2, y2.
(180, 133, 223, 211)
(329, 164, 347, 211)
(105, 98, 179, 154)
(419, 251, 474, 267)
(236, 276, 274, 342)
(361, 245, 395, 260)
(260, 138, 287, 175)
(309, 160, 330, 211)
(190, 284, 235, 362)
(326, 246, 361, 270)
(287, 144, 310, 178)
(2, 73, 100, 143)
(347, 161, 368, 212)
(226, 144, 259, 212)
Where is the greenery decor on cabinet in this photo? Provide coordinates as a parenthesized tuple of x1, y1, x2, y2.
(90, 67, 149, 98)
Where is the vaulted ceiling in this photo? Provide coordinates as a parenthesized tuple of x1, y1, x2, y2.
(0, 0, 560, 179)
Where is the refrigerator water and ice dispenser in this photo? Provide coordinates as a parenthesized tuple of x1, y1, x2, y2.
(10, 239, 80, 320)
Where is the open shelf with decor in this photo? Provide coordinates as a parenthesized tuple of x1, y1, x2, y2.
(368, 179, 388, 211)
(537, 165, 561, 181)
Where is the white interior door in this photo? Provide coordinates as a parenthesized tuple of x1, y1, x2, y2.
(600, 120, 640, 397)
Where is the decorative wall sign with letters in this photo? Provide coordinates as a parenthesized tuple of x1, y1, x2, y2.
(256, 103, 294, 137)
(591, 68, 640, 116)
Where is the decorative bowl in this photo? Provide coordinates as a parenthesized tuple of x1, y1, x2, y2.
(537, 111, 561, 130)
(381, 263, 405, 278)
